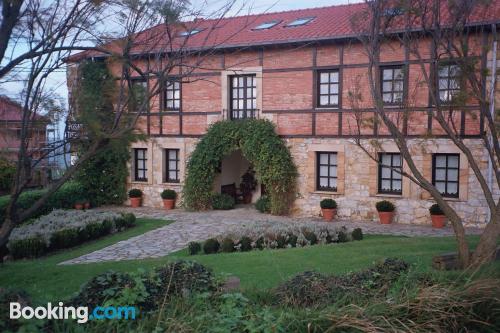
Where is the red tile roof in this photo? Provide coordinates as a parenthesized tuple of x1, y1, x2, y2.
(68, 0, 500, 61)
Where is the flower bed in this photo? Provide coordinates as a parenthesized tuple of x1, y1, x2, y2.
(188, 221, 363, 255)
(7, 210, 136, 259)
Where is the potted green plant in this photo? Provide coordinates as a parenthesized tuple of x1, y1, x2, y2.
(239, 167, 257, 204)
(128, 189, 143, 208)
(429, 203, 446, 228)
(376, 200, 395, 224)
(161, 189, 177, 210)
(320, 199, 337, 221)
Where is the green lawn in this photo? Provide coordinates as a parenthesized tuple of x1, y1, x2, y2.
(1, 221, 498, 304)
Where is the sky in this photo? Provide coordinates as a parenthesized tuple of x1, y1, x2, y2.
(0, 0, 361, 109)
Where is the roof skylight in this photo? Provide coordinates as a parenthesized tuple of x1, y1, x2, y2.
(179, 29, 202, 37)
(252, 20, 281, 30)
(285, 17, 315, 27)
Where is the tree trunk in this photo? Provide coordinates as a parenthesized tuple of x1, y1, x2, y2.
(470, 211, 500, 267)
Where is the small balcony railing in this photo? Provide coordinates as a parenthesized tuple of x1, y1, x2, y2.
(227, 109, 259, 120)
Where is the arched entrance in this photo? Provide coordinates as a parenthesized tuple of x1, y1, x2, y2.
(183, 119, 297, 215)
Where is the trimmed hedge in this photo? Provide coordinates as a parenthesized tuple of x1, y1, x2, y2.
(211, 193, 235, 210)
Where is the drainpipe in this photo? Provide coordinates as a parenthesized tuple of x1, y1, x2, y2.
(487, 24, 497, 223)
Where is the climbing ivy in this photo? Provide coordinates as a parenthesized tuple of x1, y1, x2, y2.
(183, 119, 297, 215)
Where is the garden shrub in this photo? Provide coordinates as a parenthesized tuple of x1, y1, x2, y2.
(275, 271, 331, 307)
(188, 241, 201, 255)
(221, 238, 235, 253)
(50, 229, 80, 250)
(0, 288, 31, 332)
(287, 234, 298, 247)
(0, 157, 15, 193)
(320, 199, 337, 209)
(211, 193, 235, 210)
(203, 238, 220, 254)
(161, 189, 177, 200)
(239, 236, 253, 251)
(337, 228, 349, 243)
(376, 200, 395, 212)
(8, 237, 46, 259)
(128, 189, 142, 198)
(155, 260, 218, 297)
(276, 235, 287, 248)
(352, 228, 363, 241)
(304, 231, 318, 245)
(183, 119, 297, 215)
(255, 195, 271, 213)
(429, 203, 444, 215)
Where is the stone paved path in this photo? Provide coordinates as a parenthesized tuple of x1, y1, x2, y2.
(60, 206, 483, 265)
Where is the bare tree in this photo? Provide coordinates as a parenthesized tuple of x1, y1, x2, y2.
(0, 0, 258, 250)
(349, 0, 499, 268)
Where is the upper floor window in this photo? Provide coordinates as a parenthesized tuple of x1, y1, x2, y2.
(130, 79, 147, 112)
(433, 153, 459, 198)
(378, 153, 402, 195)
(316, 152, 337, 191)
(164, 149, 180, 183)
(438, 63, 461, 103)
(133, 148, 147, 182)
(317, 70, 339, 107)
(164, 80, 181, 111)
(381, 66, 404, 105)
(230, 75, 256, 119)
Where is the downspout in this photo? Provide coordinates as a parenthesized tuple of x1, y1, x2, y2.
(487, 24, 497, 223)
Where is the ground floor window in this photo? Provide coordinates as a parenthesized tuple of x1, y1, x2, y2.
(433, 153, 459, 197)
(378, 153, 402, 195)
(133, 148, 147, 182)
(316, 152, 337, 191)
(164, 149, 180, 182)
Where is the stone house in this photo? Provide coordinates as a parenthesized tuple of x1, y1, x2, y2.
(67, 2, 500, 226)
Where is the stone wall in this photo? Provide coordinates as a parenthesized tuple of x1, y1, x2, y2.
(126, 136, 496, 228)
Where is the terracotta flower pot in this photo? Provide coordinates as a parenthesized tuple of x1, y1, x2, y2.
(84, 202, 90, 209)
(431, 214, 446, 228)
(74, 203, 84, 210)
(130, 197, 142, 208)
(378, 211, 394, 224)
(163, 199, 175, 210)
(321, 208, 336, 221)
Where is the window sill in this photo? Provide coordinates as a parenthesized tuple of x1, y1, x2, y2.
(374, 193, 403, 198)
(314, 107, 339, 111)
(163, 182, 182, 186)
(311, 190, 343, 195)
(130, 180, 150, 185)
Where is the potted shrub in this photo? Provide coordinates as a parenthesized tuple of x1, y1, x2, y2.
(74, 199, 85, 210)
(376, 200, 395, 224)
(429, 203, 446, 228)
(128, 189, 143, 208)
(161, 189, 176, 210)
(239, 167, 257, 204)
(320, 199, 337, 221)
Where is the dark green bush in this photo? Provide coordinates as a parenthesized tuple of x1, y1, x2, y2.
(47, 181, 86, 209)
(203, 238, 220, 254)
(71, 271, 136, 309)
(114, 214, 136, 230)
(376, 200, 395, 212)
(304, 231, 318, 245)
(161, 189, 177, 200)
(128, 189, 142, 198)
(221, 238, 235, 253)
(275, 271, 331, 307)
(0, 157, 15, 193)
(188, 241, 201, 255)
(0, 288, 31, 332)
(351, 228, 363, 241)
(254, 237, 264, 250)
(211, 193, 235, 210)
(83, 223, 103, 239)
(101, 219, 113, 235)
(255, 195, 271, 213)
(8, 237, 46, 259)
(337, 229, 349, 243)
(287, 234, 298, 247)
(320, 199, 337, 209)
(240, 236, 253, 251)
(155, 260, 218, 298)
(429, 203, 444, 215)
(50, 229, 80, 249)
(276, 235, 287, 249)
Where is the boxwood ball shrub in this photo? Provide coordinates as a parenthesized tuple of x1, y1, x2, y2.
(183, 119, 297, 215)
(320, 199, 337, 209)
(239, 236, 253, 252)
(255, 195, 271, 213)
(211, 193, 235, 210)
(188, 241, 201, 255)
(429, 203, 444, 215)
(221, 238, 235, 253)
(376, 200, 395, 212)
(128, 188, 142, 198)
(161, 189, 177, 200)
(203, 238, 220, 254)
(351, 228, 363, 241)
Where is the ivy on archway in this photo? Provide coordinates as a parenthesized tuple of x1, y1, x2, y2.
(183, 119, 297, 215)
